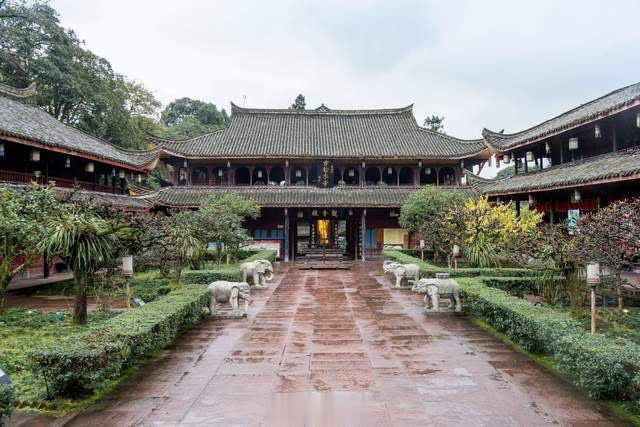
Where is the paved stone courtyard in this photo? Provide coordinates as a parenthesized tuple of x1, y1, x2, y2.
(61, 262, 622, 426)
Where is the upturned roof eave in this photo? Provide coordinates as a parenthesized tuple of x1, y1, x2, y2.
(0, 132, 159, 171)
(483, 93, 640, 153)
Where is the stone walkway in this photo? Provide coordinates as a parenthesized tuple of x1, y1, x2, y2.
(55, 262, 623, 426)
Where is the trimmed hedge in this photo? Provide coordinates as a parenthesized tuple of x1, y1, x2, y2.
(479, 277, 538, 297)
(459, 277, 640, 400)
(29, 285, 210, 398)
(182, 266, 242, 285)
(0, 382, 15, 422)
(182, 249, 277, 285)
(383, 250, 534, 278)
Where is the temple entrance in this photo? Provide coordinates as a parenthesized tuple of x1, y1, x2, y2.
(316, 219, 333, 247)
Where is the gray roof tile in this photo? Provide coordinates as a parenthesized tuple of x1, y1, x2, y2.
(0, 93, 159, 169)
(470, 148, 640, 195)
(154, 104, 488, 159)
(151, 185, 474, 208)
(483, 82, 640, 151)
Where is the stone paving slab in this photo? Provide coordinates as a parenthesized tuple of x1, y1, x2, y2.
(30, 261, 627, 427)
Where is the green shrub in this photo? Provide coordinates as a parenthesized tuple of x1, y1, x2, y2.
(29, 285, 210, 398)
(182, 249, 277, 285)
(129, 277, 173, 303)
(0, 382, 15, 422)
(459, 278, 640, 400)
(182, 267, 242, 285)
(480, 277, 538, 297)
(383, 250, 533, 278)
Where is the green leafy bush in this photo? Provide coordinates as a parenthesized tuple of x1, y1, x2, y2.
(29, 285, 210, 398)
(127, 276, 173, 303)
(0, 382, 15, 422)
(480, 277, 538, 297)
(459, 277, 640, 400)
(182, 266, 242, 285)
(383, 250, 533, 278)
(182, 249, 277, 285)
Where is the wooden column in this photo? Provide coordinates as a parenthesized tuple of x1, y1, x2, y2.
(515, 198, 521, 217)
(435, 167, 440, 186)
(305, 166, 309, 186)
(612, 125, 618, 152)
(514, 157, 519, 175)
(360, 165, 365, 187)
(396, 167, 400, 186)
(249, 166, 254, 185)
(524, 157, 529, 173)
(43, 249, 49, 279)
(285, 162, 291, 185)
(361, 209, 366, 261)
(414, 167, 420, 186)
(44, 153, 49, 184)
(284, 208, 290, 262)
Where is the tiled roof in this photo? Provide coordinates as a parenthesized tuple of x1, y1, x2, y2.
(0, 182, 153, 210)
(469, 148, 640, 195)
(58, 187, 154, 210)
(153, 104, 488, 159)
(151, 185, 475, 208)
(483, 82, 640, 151)
(0, 90, 159, 170)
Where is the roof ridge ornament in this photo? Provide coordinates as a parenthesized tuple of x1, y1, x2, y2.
(315, 104, 330, 113)
(0, 82, 37, 104)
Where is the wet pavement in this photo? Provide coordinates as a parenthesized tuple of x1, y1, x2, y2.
(57, 262, 623, 426)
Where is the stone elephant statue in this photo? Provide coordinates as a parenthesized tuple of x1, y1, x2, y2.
(412, 274, 461, 312)
(383, 260, 420, 288)
(208, 281, 252, 316)
(240, 259, 274, 289)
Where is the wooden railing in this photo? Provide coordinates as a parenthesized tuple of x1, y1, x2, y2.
(0, 170, 114, 193)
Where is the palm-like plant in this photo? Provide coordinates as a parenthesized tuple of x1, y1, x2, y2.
(39, 205, 118, 324)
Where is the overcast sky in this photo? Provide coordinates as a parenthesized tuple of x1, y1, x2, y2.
(53, 0, 640, 175)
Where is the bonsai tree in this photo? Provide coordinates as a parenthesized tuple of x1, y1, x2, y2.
(399, 187, 467, 262)
(577, 198, 640, 311)
(39, 203, 119, 324)
(0, 183, 57, 311)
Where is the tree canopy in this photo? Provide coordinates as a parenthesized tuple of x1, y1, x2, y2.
(423, 115, 445, 133)
(290, 94, 306, 110)
(399, 187, 467, 260)
(160, 97, 229, 140)
(0, 0, 161, 150)
(0, 183, 58, 311)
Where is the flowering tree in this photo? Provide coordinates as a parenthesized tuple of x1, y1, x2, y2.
(0, 183, 57, 312)
(446, 197, 543, 267)
(577, 198, 640, 310)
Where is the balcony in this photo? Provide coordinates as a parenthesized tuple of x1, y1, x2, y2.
(0, 169, 115, 193)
